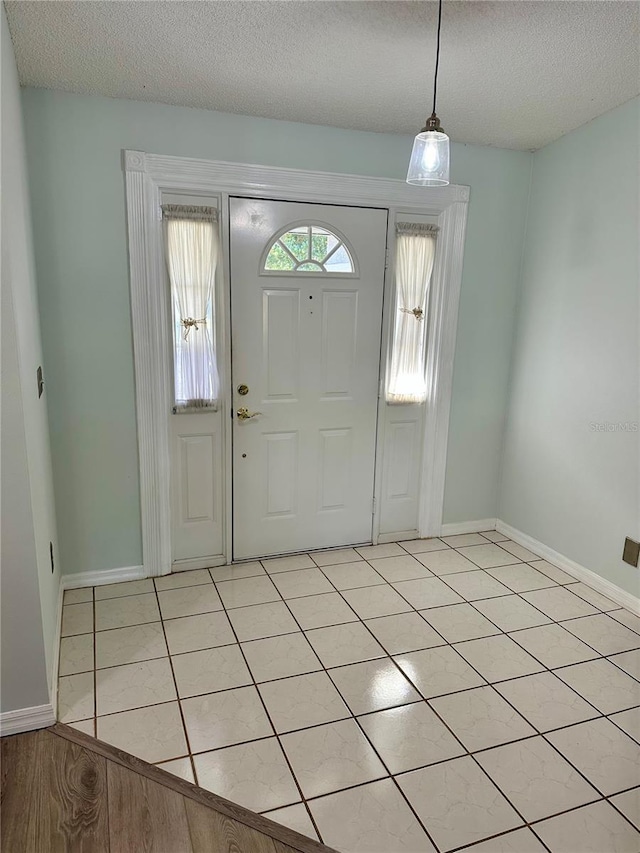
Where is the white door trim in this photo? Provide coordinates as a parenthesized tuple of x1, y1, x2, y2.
(124, 150, 469, 576)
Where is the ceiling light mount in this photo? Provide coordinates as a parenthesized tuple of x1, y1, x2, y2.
(407, 0, 451, 187)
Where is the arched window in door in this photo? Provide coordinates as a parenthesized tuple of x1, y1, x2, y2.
(262, 223, 356, 274)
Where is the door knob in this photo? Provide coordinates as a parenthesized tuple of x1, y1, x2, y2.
(236, 407, 262, 421)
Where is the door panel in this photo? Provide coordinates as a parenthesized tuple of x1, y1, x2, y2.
(231, 198, 387, 559)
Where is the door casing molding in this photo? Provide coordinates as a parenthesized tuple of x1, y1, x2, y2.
(124, 150, 469, 576)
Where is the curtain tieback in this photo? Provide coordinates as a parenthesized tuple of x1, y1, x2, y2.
(181, 317, 207, 339)
(400, 307, 424, 321)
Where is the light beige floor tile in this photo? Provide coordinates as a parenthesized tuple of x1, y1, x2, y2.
(442, 533, 490, 548)
(431, 686, 535, 752)
(463, 827, 547, 852)
(473, 595, 551, 632)
(507, 623, 599, 669)
(498, 541, 541, 563)
(158, 584, 223, 618)
(64, 587, 93, 605)
(442, 570, 512, 601)
(58, 671, 94, 723)
(95, 593, 160, 631)
(318, 561, 384, 590)
(95, 622, 167, 668)
(154, 569, 214, 590)
(163, 611, 235, 655)
(520, 587, 597, 621)
(242, 632, 321, 683)
(227, 601, 299, 641)
(181, 685, 273, 753)
(562, 614, 640, 655)
(457, 544, 520, 569)
(568, 582, 621, 611)
(609, 708, 640, 742)
(610, 788, 640, 830)
(496, 671, 598, 731)
(477, 736, 599, 821)
(269, 568, 333, 600)
(172, 645, 251, 697)
(306, 622, 385, 668)
(262, 804, 319, 841)
(365, 612, 445, 654)
(261, 553, 315, 574)
(94, 579, 154, 600)
(61, 603, 94, 636)
(310, 778, 436, 852)
(96, 657, 176, 715)
(397, 755, 521, 851)
(547, 717, 640, 795)
(286, 592, 357, 629)
(413, 548, 477, 576)
(610, 609, 640, 634)
(421, 603, 500, 643)
(97, 701, 187, 763)
(329, 658, 420, 715)
(68, 719, 95, 736)
(368, 554, 432, 583)
(281, 718, 386, 799)
(258, 671, 350, 733)
(486, 564, 557, 593)
(394, 646, 485, 698)
(528, 560, 576, 584)
(195, 737, 299, 812)
(209, 562, 265, 583)
(534, 800, 640, 852)
(401, 537, 450, 554)
(310, 548, 362, 567)
(479, 530, 509, 543)
(342, 584, 412, 619)
(392, 577, 463, 610)
(355, 543, 405, 560)
(610, 649, 640, 680)
(359, 702, 464, 773)
(554, 658, 640, 714)
(454, 635, 544, 683)
(157, 757, 194, 783)
(59, 633, 94, 676)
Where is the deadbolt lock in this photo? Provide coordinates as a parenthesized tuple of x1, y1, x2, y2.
(237, 384, 249, 396)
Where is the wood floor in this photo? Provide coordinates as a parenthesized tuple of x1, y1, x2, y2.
(1, 724, 335, 853)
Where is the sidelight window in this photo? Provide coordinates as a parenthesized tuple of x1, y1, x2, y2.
(386, 222, 438, 404)
(162, 204, 220, 412)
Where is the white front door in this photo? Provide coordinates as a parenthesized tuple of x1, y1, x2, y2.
(230, 198, 387, 560)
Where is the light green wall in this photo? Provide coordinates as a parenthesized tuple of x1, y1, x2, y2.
(22, 88, 531, 574)
(500, 97, 639, 595)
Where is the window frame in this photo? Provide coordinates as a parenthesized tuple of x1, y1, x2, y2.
(259, 219, 359, 278)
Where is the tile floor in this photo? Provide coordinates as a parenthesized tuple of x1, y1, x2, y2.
(58, 532, 640, 852)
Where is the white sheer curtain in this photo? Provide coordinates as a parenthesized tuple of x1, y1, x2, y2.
(385, 223, 438, 404)
(163, 205, 220, 412)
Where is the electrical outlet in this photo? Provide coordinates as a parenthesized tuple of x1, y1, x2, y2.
(49, 541, 55, 574)
(622, 537, 639, 568)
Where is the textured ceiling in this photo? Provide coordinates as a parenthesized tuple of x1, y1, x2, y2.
(5, 0, 640, 150)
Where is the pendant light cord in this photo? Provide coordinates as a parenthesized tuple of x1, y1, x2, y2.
(432, 0, 443, 116)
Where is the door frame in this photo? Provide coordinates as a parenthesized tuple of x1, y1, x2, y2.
(124, 150, 469, 576)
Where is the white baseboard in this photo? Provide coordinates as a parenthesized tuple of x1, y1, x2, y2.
(49, 581, 64, 717)
(377, 530, 419, 544)
(496, 520, 640, 616)
(172, 555, 226, 572)
(61, 564, 146, 590)
(0, 704, 56, 736)
(440, 518, 497, 537)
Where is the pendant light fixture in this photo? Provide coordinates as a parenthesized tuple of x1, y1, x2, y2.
(406, 0, 450, 186)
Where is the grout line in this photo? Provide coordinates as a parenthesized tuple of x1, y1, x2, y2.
(64, 538, 640, 852)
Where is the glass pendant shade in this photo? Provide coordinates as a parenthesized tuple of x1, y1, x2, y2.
(406, 129, 450, 186)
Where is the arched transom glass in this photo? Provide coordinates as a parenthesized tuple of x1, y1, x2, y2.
(263, 224, 354, 274)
